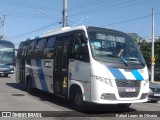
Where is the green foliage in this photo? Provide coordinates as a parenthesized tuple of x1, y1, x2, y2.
(141, 41, 151, 66)
(128, 33, 142, 45)
(129, 33, 160, 79)
(141, 37, 160, 80)
(154, 37, 160, 71)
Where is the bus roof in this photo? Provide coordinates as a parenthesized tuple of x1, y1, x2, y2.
(0, 40, 14, 45)
(25, 26, 87, 41)
(24, 25, 128, 41)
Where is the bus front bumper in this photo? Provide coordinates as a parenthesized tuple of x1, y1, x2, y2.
(91, 93, 148, 104)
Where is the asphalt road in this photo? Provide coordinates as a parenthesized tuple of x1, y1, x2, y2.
(0, 73, 160, 120)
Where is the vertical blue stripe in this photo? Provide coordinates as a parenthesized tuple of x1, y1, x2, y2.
(132, 70, 144, 80)
(108, 67, 126, 80)
(36, 59, 49, 92)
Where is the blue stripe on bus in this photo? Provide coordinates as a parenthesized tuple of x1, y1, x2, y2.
(131, 70, 144, 80)
(36, 59, 49, 92)
(107, 67, 126, 80)
(26, 59, 36, 87)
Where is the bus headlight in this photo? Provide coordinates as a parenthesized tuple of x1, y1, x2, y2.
(92, 76, 113, 87)
(144, 79, 149, 86)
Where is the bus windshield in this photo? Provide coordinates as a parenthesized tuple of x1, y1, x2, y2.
(0, 43, 14, 64)
(87, 29, 145, 66)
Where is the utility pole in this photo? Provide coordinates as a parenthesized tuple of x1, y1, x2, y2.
(151, 7, 155, 83)
(62, 0, 68, 27)
(3, 15, 6, 39)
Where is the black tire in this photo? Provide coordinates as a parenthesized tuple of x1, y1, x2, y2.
(69, 86, 88, 110)
(26, 79, 33, 93)
(74, 91, 83, 106)
(4, 74, 8, 77)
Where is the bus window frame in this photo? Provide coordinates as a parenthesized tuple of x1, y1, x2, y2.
(34, 38, 46, 58)
(72, 31, 90, 62)
(27, 40, 36, 58)
(42, 36, 56, 59)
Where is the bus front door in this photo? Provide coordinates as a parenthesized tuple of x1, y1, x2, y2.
(19, 45, 27, 83)
(54, 38, 71, 97)
(19, 58, 25, 83)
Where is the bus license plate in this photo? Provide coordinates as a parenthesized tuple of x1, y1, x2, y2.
(125, 87, 136, 92)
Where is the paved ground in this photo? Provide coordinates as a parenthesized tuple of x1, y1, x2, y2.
(0, 73, 160, 120)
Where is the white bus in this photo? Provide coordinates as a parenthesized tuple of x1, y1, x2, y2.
(16, 26, 149, 108)
(0, 40, 15, 77)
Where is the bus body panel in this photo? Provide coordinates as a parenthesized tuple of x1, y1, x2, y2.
(25, 59, 54, 93)
(90, 59, 149, 104)
(68, 59, 91, 102)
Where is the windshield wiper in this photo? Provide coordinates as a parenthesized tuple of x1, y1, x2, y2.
(121, 58, 128, 66)
(136, 59, 145, 67)
(105, 54, 129, 66)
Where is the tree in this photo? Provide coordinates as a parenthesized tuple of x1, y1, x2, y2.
(128, 33, 142, 45)
(141, 37, 160, 80)
(154, 37, 160, 79)
(129, 33, 160, 80)
(141, 40, 151, 67)
(128, 33, 151, 66)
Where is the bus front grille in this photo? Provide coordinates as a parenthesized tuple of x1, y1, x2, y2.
(115, 80, 140, 87)
(119, 91, 139, 98)
(115, 80, 141, 98)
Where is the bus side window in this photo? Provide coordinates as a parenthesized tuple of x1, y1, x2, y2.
(22, 45, 27, 58)
(27, 40, 36, 58)
(43, 36, 56, 58)
(62, 36, 72, 69)
(35, 38, 46, 58)
(81, 43, 89, 62)
(73, 35, 81, 55)
(17, 43, 23, 59)
(73, 34, 89, 62)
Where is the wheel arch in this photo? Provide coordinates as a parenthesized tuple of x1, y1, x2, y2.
(25, 74, 32, 86)
(69, 81, 85, 101)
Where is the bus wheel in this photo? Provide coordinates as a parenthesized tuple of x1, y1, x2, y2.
(26, 79, 32, 93)
(73, 90, 83, 106)
(4, 74, 8, 77)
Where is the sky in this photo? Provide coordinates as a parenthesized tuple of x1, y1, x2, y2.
(0, 0, 160, 48)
